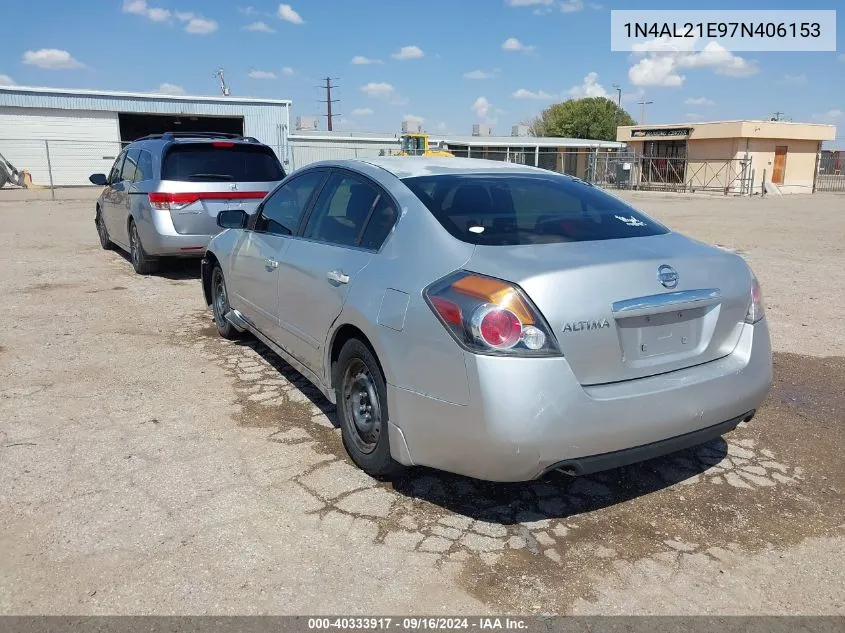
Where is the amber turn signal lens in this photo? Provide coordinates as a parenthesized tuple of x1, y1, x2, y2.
(451, 274, 535, 325)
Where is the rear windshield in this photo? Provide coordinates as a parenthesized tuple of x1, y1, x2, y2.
(161, 143, 284, 182)
(402, 173, 668, 245)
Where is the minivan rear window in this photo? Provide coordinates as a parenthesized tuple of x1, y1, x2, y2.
(161, 143, 284, 182)
(402, 173, 668, 245)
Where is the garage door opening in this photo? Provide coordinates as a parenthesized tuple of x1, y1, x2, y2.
(118, 113, 245, 142)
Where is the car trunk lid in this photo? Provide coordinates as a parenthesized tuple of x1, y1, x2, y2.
(464, 232, 752, 385)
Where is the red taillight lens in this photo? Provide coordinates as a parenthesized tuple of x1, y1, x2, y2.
(148, 191, 267, 210)
(212, 142, 235, 147)
(474, 306, 522, 349)
(424, 271, 560, 357)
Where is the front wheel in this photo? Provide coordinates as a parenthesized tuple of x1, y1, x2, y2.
(95, 208, 113, 250)
(128, 220, 158, 275)
(335, 338, 401, 478)
(210, 265, 240, 340)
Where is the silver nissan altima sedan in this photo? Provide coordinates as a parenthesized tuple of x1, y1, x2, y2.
(201, 157, 772, 482)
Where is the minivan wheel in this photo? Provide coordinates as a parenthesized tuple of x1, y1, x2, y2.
(210, 265, 240, 340)
(335, 339, 401, 477)
(128, 220, 158, 275)
(95, 208, 113, 250)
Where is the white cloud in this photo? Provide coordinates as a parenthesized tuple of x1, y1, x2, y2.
(392, 45, 424, 60)
(351, 108, 373, 116)
(281, 66, 296, 75)
(560, 0, 584, 12)
(814, 109, 843, 121)
(403, 114, 425, 125)
(239, 6, 258, 15)
(512, 88, 556, 100)
(502, 37, 535, 53)
(248, 70, 277, 80)
(628, 39, 758, 87)
(780, 73, 807, 85)
(22, 49, 85, 70)
(185, 17, 218, 34)
(506, 0, 552, 5)
(244, 21, 275, 32)
(360, 82, 395, 98)
(464, 69, 498, 80)
(123, 1, 171, 22)
(156, 83, 186, 95)
(684, 97, 715, 106)
(566, 71, 608, 98)
(471, 96, 492, 119)
(278, 4, 304, 24)
(0, 74, 14, 85)
(175, 11, 194, 21)
(351, 55, 383, 65)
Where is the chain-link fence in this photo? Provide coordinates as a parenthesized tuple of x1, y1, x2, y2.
(0, 137, 836, 197)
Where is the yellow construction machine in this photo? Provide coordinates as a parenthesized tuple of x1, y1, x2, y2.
(397, 133, 454, 157)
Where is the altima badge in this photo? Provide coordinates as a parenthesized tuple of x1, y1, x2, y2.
(563, 319, 610, 333)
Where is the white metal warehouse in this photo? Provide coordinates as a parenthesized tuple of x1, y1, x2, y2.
(0, 85, 292, 186)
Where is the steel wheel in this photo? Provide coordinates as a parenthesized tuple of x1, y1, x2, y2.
(342, 359, 382, 455)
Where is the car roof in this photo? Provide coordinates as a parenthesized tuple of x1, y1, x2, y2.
(315, 156, 553, 180)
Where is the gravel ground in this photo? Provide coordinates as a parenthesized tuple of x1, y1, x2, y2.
(0, 191, 842, 615)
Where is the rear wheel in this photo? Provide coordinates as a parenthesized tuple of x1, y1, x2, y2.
(128, 220, 158, 275)
(95, 207, 113, 250)
(210, 265, 240, 340)
(335, 338, 401, 477)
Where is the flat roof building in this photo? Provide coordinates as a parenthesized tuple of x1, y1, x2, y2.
(0, 85, 291, 186)
(617, 120, 836, 194)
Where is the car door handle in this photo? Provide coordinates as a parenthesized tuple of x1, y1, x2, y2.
(264, 258, 279, 270)
(327, 269, 350, 284)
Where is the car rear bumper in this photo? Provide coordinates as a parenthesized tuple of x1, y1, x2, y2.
(387, 319, 772, 482)
(137, 209, 212, 257)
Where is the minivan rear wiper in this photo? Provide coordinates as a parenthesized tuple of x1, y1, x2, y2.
(187, 173, 234, 180)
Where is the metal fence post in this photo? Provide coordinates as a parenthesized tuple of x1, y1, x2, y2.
(45, 140, 55, 200)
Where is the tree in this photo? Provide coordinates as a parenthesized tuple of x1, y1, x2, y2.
(529, 97, 635, 141)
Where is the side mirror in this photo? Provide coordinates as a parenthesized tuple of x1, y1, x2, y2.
(217, 209, 248, 229)
(89, 173, 108, 186)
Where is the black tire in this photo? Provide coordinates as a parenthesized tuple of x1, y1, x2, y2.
(95, 207, 114, 250)
(335, 338, 401, 477)
(210, 264, 240, 340)
(128, 219, 159, 275)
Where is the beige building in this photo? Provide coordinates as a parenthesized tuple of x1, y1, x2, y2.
(617, 120, 836, 194)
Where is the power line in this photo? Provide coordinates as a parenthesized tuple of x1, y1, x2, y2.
(318, 77, 340, 131)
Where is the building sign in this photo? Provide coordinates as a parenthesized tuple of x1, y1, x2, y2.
(631, 128, 692, 138)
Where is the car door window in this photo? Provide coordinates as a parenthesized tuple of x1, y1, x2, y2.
(255, 171, 326, 235)
(121, 149, 140, 183)
(359, 197, 397, 250)
(135, 150, 153, 182)
(107, 151, 127, 185)
(302, 172, 383, 248)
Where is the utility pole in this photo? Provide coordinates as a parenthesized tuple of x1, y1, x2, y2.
(214, 68, 230, 96)
(319, 77, 340, 131)
(612, 83, 622, 107)
(638, 99, 654, 124)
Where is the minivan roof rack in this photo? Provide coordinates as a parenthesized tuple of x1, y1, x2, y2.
(134, 132, 259, 142)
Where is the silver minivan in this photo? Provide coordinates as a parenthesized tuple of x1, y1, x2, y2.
(89, 132, 285, 274)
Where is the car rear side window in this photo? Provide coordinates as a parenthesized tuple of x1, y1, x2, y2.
(161, 143, 284, 182)
(135, 150, 153, 182)
(303, 172, 393, 249)
(402, 173, 668, 245)
(121, 149, 140, 182)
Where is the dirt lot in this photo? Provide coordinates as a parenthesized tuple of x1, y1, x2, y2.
(0, 191, 843, 615)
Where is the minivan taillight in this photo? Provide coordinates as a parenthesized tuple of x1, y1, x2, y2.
(148, 191, 267, 210)
(424, 271, 560, 356)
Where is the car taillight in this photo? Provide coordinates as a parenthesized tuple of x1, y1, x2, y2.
(148, 191, 267, 210)
(424, 271, 560, 356)
(745, 275, 765, 324)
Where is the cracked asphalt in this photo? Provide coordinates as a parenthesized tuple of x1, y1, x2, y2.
(0, 192, 843, 614)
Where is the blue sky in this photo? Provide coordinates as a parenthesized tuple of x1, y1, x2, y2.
(1, 0, 842, 142)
